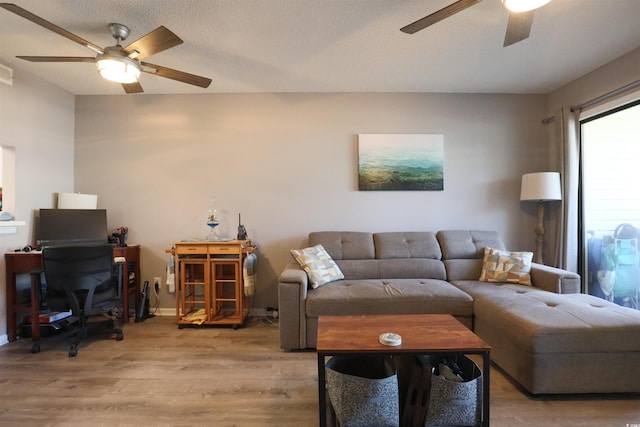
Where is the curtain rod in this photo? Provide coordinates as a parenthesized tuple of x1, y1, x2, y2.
(570, 78, 640, 113)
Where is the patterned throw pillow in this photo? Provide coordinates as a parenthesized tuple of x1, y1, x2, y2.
(479, 247, 533, 285)
(290, 244, 344, 289)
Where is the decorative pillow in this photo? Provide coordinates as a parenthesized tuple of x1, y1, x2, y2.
(290, 244, 344, 289)
(479, 247, 533, 285)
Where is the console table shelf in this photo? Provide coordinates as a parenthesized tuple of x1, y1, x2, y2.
(173, 241, 251, 329)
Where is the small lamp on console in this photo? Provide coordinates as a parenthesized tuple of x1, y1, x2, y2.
(520, 172, 562, 264)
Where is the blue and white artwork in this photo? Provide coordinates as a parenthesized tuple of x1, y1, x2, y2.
(358, 134, 444, 191)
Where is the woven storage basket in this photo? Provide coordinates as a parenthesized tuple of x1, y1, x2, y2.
(326, 355, 399, 427)
(425, 355, 482, 427)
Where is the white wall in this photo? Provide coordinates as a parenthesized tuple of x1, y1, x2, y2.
(74, 92, 549, 311)
(0, 65, 75, 341)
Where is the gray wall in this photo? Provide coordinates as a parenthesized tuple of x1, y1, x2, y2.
(74, 92, 549, 312)
(1, 46, 637, 340)
(0, 66, 75, 341)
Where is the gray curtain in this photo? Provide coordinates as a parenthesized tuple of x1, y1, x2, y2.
(553, 107, 580, 272)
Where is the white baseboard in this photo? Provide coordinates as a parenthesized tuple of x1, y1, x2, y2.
(148, 308, 274, 317)
(252, 308, 269, 317)
(149, 307, 178, 317)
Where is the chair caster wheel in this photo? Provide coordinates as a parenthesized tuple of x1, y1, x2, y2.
(69, 348, 77, 358)
(116, 333, 124, 341)
(232, 324, 241, 330)
(178, 324, 184, 329)
(31, 344, 40, 354)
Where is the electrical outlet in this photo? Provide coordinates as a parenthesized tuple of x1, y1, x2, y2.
(153, 277, 161, 293)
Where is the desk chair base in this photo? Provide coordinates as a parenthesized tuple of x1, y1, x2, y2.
(30, 315, 124, 357)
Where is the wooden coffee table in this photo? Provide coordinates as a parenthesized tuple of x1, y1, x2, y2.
(316, 314, 491, 427)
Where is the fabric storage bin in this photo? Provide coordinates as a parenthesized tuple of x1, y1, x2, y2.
(325, 355, 399, 427)
(425, 355, 482, 427)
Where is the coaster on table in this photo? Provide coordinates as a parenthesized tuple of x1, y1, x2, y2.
(379, 332, 402, 346)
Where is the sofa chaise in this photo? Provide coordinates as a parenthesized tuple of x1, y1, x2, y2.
(278, 230, 640, 394)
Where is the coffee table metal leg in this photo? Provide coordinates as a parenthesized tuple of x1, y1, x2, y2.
(318, 353, 327, 427)
(482, 350, 490, 427)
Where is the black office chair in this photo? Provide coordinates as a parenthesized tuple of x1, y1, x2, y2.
(40, 244, 124, 357)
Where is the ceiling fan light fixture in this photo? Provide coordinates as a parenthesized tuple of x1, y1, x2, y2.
(502, 0, 551, 13)
(96, 50, 141, 84)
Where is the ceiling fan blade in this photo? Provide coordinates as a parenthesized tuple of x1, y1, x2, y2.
(123, 26, 183, 60)
(0, 3, 103, 54)
(401, 0, 481, 34)
(17, 55, 95, 63)
(141, 61, 212, 88)
(122, 82, 143, 94)
(503, 11, 534, 47)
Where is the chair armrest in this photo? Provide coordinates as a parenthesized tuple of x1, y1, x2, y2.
(278, 263, 309, 351)
(530, 263, 581, 294)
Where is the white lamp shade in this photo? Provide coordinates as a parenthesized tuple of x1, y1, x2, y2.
(502, 0, 552, 13)
(520, 172, 561, 201)
(57, 192, 98, 209)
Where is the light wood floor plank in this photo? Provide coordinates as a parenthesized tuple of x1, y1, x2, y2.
(0, 316, 638, 426)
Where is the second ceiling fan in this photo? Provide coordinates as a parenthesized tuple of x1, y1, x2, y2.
(401, 0, 552, 47)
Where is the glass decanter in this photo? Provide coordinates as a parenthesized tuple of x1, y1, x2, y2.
(205, 196, 220, 241)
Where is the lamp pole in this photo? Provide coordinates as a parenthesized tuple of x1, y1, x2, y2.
(534, 201, 545, 264)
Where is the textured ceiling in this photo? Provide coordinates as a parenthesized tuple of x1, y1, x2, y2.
(1, 0, 639, 95)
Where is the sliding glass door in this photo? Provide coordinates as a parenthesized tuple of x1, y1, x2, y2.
(582, 101, 640, 309)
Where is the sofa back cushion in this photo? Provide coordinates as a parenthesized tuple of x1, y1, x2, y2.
(309, 231, 446, 280)
(373, 232, 442, 260)
(444, 259, 484, 281)
(309, 231, 374, 260)
(437, 230, 505, 260)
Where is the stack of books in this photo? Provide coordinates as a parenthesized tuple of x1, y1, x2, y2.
(26, 310, 72, 324)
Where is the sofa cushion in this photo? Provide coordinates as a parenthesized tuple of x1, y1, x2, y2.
(309, 231, 375, 260)
(306, 278, 474, 318)
(336, 258, 447, 281)
(451, 280, 640, 354)
(374, 232, 442, 260)
(479, 247, 532, 285)
(444, 259, 483, 281)
(437, 230, 505, 260)
(290, 244, 344, 289)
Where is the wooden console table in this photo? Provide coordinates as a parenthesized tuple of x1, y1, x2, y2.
(174, 240, 253, 329)
(316, 314, 491, 427)
(4, 244, 141, 344)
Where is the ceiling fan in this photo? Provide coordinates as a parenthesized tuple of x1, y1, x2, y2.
(401, 0, 552, 47)
(0, 3, 212, 93)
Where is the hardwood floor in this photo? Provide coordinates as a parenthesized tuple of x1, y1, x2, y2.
(0, 316, 638, 426)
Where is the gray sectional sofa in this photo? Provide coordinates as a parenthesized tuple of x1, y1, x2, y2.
(278, 230, 640, 394)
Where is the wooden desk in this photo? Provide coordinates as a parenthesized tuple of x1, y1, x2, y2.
(4, 245, 141, 344)
(4, 252, 42, 343)
(316, 314, 491, 427)
(113, 245, 141, 322)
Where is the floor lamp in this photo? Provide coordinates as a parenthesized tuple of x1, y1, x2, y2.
(520, 172, 562, 264)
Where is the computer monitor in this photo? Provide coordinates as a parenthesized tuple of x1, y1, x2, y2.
(37, 209, 108, 247)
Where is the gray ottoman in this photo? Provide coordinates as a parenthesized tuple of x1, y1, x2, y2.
(456, 282, 640, 394)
